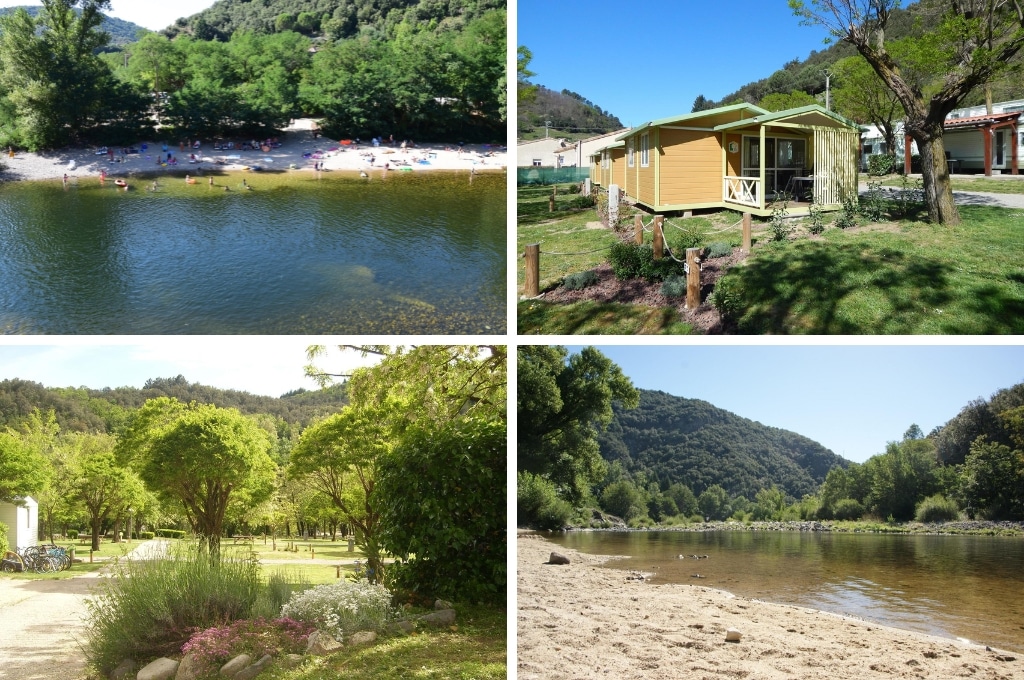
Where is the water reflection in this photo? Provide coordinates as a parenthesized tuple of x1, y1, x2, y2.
(551, 531, 1024, 652)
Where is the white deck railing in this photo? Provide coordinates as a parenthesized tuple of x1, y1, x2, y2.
(723, 176, 760, 208)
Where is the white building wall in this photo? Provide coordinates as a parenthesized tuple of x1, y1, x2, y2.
(0, 498, 38, 551)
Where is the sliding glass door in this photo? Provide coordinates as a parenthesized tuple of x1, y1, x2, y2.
(742, 136, 807, 195)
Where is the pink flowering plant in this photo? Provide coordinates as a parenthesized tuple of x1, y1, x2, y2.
(181, 617, 314, 677)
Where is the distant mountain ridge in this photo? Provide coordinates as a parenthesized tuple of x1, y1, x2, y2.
(598, 389, 850, 500)
(0, 6, 147, 46)
(518, 85, 623, 140)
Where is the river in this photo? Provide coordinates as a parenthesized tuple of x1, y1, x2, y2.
(549, 530, 1024, 653)
(0, 171, 505, 334)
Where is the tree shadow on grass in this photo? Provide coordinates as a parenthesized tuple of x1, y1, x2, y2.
(723, 241, 960, 334)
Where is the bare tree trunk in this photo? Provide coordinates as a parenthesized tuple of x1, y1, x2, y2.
(909, 127, 961, 226)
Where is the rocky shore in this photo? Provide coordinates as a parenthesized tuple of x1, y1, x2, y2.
(517, 531, 1022, 680)
(566, 516, 1024, 536)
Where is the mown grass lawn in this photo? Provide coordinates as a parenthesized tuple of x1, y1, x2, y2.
(518, 299, 694, 334)
(714, 206, 1024, 334)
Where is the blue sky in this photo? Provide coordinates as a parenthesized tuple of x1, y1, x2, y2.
(566, 345, 1024, 464)
(518, 0, 835, 128)
(0, 339, 384, 398)
(0, 1, 217, 31)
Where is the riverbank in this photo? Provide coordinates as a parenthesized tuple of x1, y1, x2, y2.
(568, 517, 1024, 537)
(517, 532, 1021, 680)
(0, 121, 505, 183)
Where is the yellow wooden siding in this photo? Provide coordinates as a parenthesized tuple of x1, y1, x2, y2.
(658, 129, 721, 204)
(611, 149, 625, 187)
(726, 133, 742, 176)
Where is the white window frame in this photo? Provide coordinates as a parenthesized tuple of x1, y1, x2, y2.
(627, 138, 634, 167)
(640, 133, 650, 167)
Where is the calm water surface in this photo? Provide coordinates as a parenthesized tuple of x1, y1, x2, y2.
(0, 171, 505, 333)
(550, 531, 1024, 652)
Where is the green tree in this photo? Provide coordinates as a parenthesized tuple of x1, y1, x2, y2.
(831, 54, 905, 158)
(377, 416, 505, 602)
(517, 346, 639, 505)
(752, 485, 787, 520)
(666, 482, 699, 517)
(961, 406, 1024, 519)
(0, 430, 49, 503)
(288, 405, 391, 582)
(790, 0, 1024, 225)
(757, 89, 818, 112)
(697, 484, 730, 521)
(600, 479, 647, 522)
(865, 438, 938, 521)
(68, 433, 142, 551)
(126, 399, 276, 560)
(517, 45, 538, 104)
(691, 94, 715, 112)
(0, 0, 146, 149)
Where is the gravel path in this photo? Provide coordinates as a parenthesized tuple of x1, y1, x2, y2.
(859, 181, 1024, 209)
(0, 541, 167, 680)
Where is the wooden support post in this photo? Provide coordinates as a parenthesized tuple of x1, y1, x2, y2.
(311, 548, 315, 559)
(524, 243, 540, 297)
(742, 213, 752, 252)
(984, 128, 993, 176)
(336, 565, 341, 578)
(634, 215, 643, 245)
(89, 550, 93, 563)
(1012, 123, 1019, 176)
(653, 216, 664, 260)
(686, 248, 701, 309)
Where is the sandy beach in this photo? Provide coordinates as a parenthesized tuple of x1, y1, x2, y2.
(517, 531, 1021, 680)
(0, 119, 505, 183)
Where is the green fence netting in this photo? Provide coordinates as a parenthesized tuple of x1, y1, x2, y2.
(517, 167, 590, 185)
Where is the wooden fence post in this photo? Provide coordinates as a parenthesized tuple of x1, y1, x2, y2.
(524, 243, 540, 297)
(634, 215, 643, 245)
(549, 187, 556, 212)
(686, 248, 701, 309)
(742, 213, 752, 252)
(653, 216, 664, 259)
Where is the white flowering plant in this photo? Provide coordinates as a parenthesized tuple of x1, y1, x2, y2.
(279, 580, 395, 642)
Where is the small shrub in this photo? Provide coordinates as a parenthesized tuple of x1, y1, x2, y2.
(138, 531, 154, 540)
(767, 199, 793, 242)
(84, 545, 265, 675)
(915, 494, 960, 523)
(567, 183, 582, 194)
(834, 196, 859, 229)
(670, 221, 709, 251)
(832, 498, 865, 520)
(867, 153, 898, 176)
(806, 201, 826, 235)
(66, 529, 78, 540)
(660, 274, 687, 298)
(708, 274, 744, 321)
(155, 529, 186, 539)
(181, 617, 314, 678)
(609, 241, 645, 280)
(565, 194, 596, 210)
(860, 182, 887, 222)
(562, 269, 599, 291)
(280, 581, 395, 642)
(0, 521, 8, 556)
(688, 514, 706, 524)
(888, 175, 925, 219)
(517, 471, 573, 530)
(705, 241, 732, 259)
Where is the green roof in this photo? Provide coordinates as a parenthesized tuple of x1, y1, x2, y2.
(615, 102, 769, 140)
(713, 104, 859, 131)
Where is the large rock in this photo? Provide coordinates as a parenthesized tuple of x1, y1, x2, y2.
(419, 609, 457, 628)
(110, 659, 136, 680)
(347, 631, 377, 646)
(174, 653, 201, 680)
(306, 630, 342, 655)
(547, 552, 570, 565)
(280, 654, 303, 670)
(725, 628, 743, 643)
(233, 654, 272, 680)
(389, 620, 416, 635)
(219, 654, 252, 677)
(137, 657, 179, 680)
(434, 599, 453, 610)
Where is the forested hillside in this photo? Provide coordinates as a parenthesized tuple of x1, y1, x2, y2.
(518, 86, 623, 140)
(0, 0, 505, 150)
(0, 5, 146, 46)
(167, 0, 504, 40)
(0, 377, 348, 434)
(597, 389, 849, 500)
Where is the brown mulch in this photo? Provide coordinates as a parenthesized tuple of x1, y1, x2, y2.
(538, 248, 750, 334)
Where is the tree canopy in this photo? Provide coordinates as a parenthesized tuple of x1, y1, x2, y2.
(517, 346, 639, 505)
